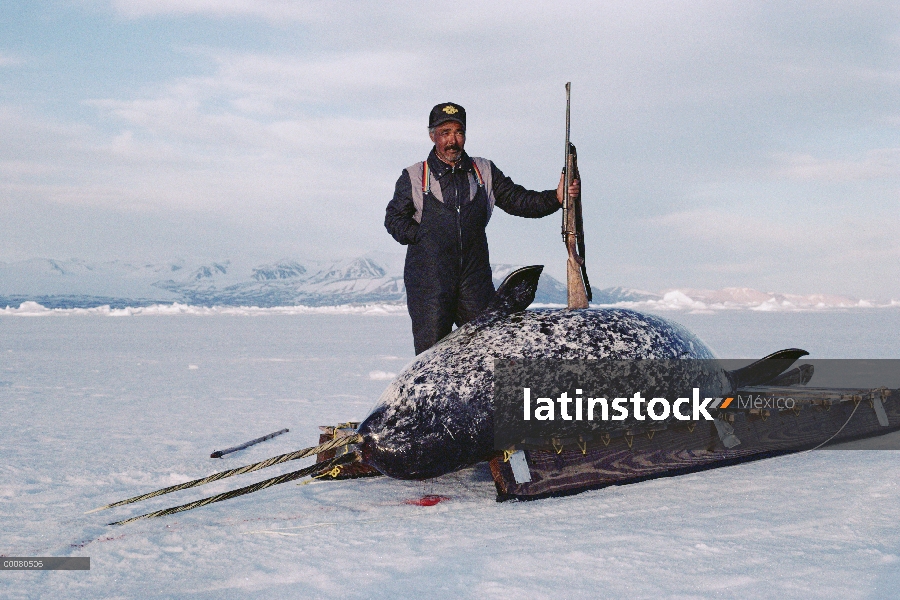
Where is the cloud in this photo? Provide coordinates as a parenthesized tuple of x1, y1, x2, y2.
(107, 0, 328, 21)
(0, 53, 23, 67)
(73, 53, 429, 211)
(632, 207, 900, 292)
(4, 1, 900, 296)
(1, 49, 429, 213)
(772, 149, 900, 182)
(88, 49, 425, 128)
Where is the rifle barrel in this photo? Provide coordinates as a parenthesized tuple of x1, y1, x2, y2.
(563, 82, 571, 238)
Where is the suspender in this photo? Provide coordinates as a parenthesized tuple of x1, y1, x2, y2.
(422, 159, 484, 194)
(407, 157, 494, 224)
(470, 160, 485, 188)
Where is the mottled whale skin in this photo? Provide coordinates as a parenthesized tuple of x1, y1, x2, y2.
(357, 266, 804, 480)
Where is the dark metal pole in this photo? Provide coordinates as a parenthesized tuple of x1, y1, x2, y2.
(562, 82, 571, 241)
(210, 428, 290, 458)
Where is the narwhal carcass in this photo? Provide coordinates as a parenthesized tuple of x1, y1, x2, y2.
(356, 266, 805, 480)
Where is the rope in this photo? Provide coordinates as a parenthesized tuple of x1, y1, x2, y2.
(108, 453, 359, 526)
(88, 433, 362, 514)
(313, 466, 344, 480)
(802, 399, 862, 453)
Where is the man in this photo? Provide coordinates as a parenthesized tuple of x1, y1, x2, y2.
(385, 102, 580, 355)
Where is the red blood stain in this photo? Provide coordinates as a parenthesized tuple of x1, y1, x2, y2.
(404, 495, 450, 507)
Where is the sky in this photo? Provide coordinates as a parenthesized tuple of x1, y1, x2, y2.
(0, 1, 898, 297)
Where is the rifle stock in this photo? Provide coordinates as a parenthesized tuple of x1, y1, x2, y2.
(562, 83, 590, 309)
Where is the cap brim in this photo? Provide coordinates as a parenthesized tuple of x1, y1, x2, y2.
(430, 116, 465, 128)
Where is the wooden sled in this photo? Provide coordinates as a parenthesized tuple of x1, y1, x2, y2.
(489, 385, 899, 501)
(315, 422, 382, 480)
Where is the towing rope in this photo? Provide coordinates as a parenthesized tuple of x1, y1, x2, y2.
(108, 453, 360, 526)
(88, 433, 363, 514)
(802, 399, 862, 453)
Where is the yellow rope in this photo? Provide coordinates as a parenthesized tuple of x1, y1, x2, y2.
(313, 466, 344, 480)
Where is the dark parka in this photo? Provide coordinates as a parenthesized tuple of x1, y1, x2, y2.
(385, 148, 559, 355)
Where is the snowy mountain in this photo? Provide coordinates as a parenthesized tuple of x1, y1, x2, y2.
(0, 257, 558, 308)
(0, 256, 895, 310)
(152, 257, 407, 307)
(251, 261, 307, 281)
(590, 286, 661, 304)
(0, 258, 183, 307)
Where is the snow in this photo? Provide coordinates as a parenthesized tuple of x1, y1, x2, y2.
(0, 302, 408, 317)
(368, 371, 398, 381)
(7, 297, 894, 318)
(2, 311, 900, 598)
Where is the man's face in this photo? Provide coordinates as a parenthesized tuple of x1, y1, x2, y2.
(429, 121, 465, 165)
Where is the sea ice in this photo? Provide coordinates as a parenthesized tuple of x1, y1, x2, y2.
(1, 311, 899, 598)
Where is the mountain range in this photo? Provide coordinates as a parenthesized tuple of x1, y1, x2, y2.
(0, 256, 573, 308)
(0, 256, 893, 310)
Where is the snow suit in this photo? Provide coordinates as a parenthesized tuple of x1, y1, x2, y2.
(385, 148, 560, 355)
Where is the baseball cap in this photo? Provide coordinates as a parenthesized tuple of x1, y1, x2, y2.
(428, 102, 466, 129)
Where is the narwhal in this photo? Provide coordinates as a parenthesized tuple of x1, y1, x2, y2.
(355, 265, 806, 479)
(96, 265, 806, 524)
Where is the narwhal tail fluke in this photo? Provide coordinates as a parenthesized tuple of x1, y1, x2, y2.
(108, 453, 360, 526)
(727, 348, 810, 389)
(89, 434, 363, 515)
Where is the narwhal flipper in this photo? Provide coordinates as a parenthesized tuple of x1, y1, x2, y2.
(768, 363, 814, 386)
(485, 265, 544, 316)
(427, 265, 545, 351)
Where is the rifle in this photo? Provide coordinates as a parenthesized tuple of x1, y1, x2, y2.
(562, 82, 592, 309)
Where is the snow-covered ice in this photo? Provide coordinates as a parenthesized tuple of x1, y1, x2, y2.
(1, 309, 899, 598)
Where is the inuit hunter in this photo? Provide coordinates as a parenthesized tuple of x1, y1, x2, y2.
(385, 102, 580, 355)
